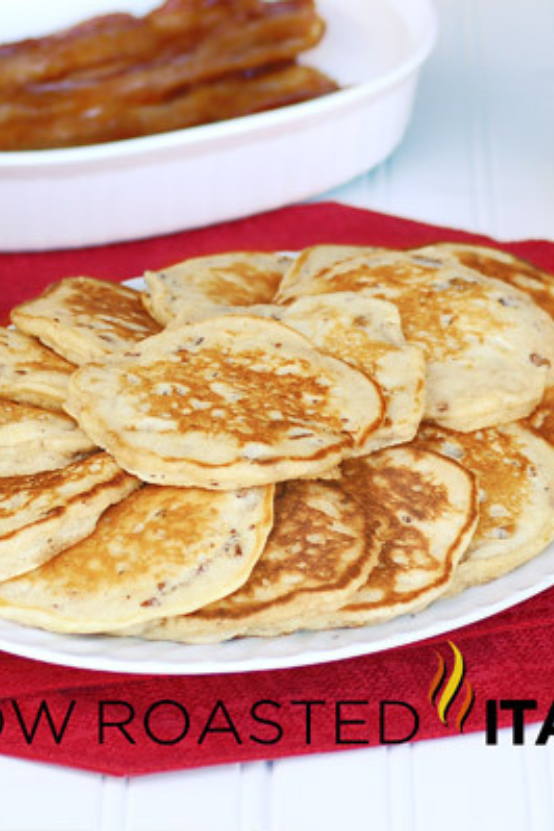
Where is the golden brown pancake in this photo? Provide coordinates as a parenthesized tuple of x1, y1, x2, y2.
(413, 422, 554, 591)
(11, 277, 161, 365)
(127, 445, 477, 642)
(275, 248, 554, 431)
(0, 452, 139, 582)
(524, 386, 554, 446)
(271, 293, 425, 453)
(122, 476, 384, 643)
(301, 446, 478, 630)
(415, 243, 554, 321)
(0, 483, 274, 633)
(144, 252, 292, 325)
(275, 245, 385, 303)
(0, 399, 95, 476)
(0, 326, 75, 412)
(170, 292, 426, 454)
(65, 315, 385, 489)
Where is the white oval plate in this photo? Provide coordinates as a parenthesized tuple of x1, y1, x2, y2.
(0, 0, 436, 250)
(0, 273, 553, 674)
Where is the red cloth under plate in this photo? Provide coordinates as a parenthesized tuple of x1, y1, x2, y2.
(0, 202, 553, 776)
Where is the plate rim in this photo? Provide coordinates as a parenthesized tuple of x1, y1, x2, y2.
(0, 551, 552, 675)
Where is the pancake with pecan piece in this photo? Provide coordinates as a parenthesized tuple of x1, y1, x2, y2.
(130, 444, 476, 641)
(144, 252, 291, 325)
(65, 315, 385, 488)
(172, 292, 425, 454)
(524, 386, 554, 447)
(274, 245, 385, 303)
(272, 293, 425, 453)
(0, 452, 138, 582)
(0, 483, 274, 633)
(413, 422, 554, 592)
(11, 277, 161, 365)
(0, 399, 95, 476)
(120, 476, 382, 643)
(0, 327, 75, 412)
(414, 243, 554, 321)
(299, 446, 478, 631)
(275, 249, 554, 431)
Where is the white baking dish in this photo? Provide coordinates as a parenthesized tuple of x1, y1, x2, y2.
(0, 0, 436, 251)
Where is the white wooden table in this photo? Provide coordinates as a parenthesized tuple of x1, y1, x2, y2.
(2, 0, 554, 827)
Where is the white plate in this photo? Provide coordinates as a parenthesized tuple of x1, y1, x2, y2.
(0, 274, 553, 675)
(0, 0, 436, 251)
(0, 532, 553, 675)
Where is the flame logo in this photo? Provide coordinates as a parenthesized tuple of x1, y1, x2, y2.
(429, 641, 474, 733)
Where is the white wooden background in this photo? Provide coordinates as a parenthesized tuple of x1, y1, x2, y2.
(2, 0, 554, 827)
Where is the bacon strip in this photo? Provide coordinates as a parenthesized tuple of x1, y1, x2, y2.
(1, 8, 324, 110)
(0, 1, 262, 88)
(0, 0, 319, 89)
(0, 64, 338, 150)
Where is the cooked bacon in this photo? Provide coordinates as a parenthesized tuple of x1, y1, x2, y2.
(0, 64, 337, 150)
(0, 0, 319, 89)
(0, 1, 249, 88)
(0, 0, 333, 151)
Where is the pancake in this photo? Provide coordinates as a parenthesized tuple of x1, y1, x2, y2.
(0, 326, 74, 412)
(299, 446, 478, 631)
(121, 476, 383, 644)
(275, 248, 554, 431)
(414, 243, 554, 321)
(274, 294, 425, 453)
(275, 245, 385, 303)
(413, 422, 554, 592)
(130, 445, 477, 642)
(144, 252, 291, 326)
(0, 452, 138, 583)
(171, 293, 425, 453)
(65, 315, 385, 489)
(0, 483, 274, 634)
(0, 399, 96, 476)
(524, 385, 554, 446)
(11, 277, 161, 365)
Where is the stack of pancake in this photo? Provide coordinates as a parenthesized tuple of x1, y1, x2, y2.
(1, 244, 554, 644)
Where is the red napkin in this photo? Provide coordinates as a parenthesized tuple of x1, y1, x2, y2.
(0, 202, 554, 777)
(2, 201, 554, 311)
